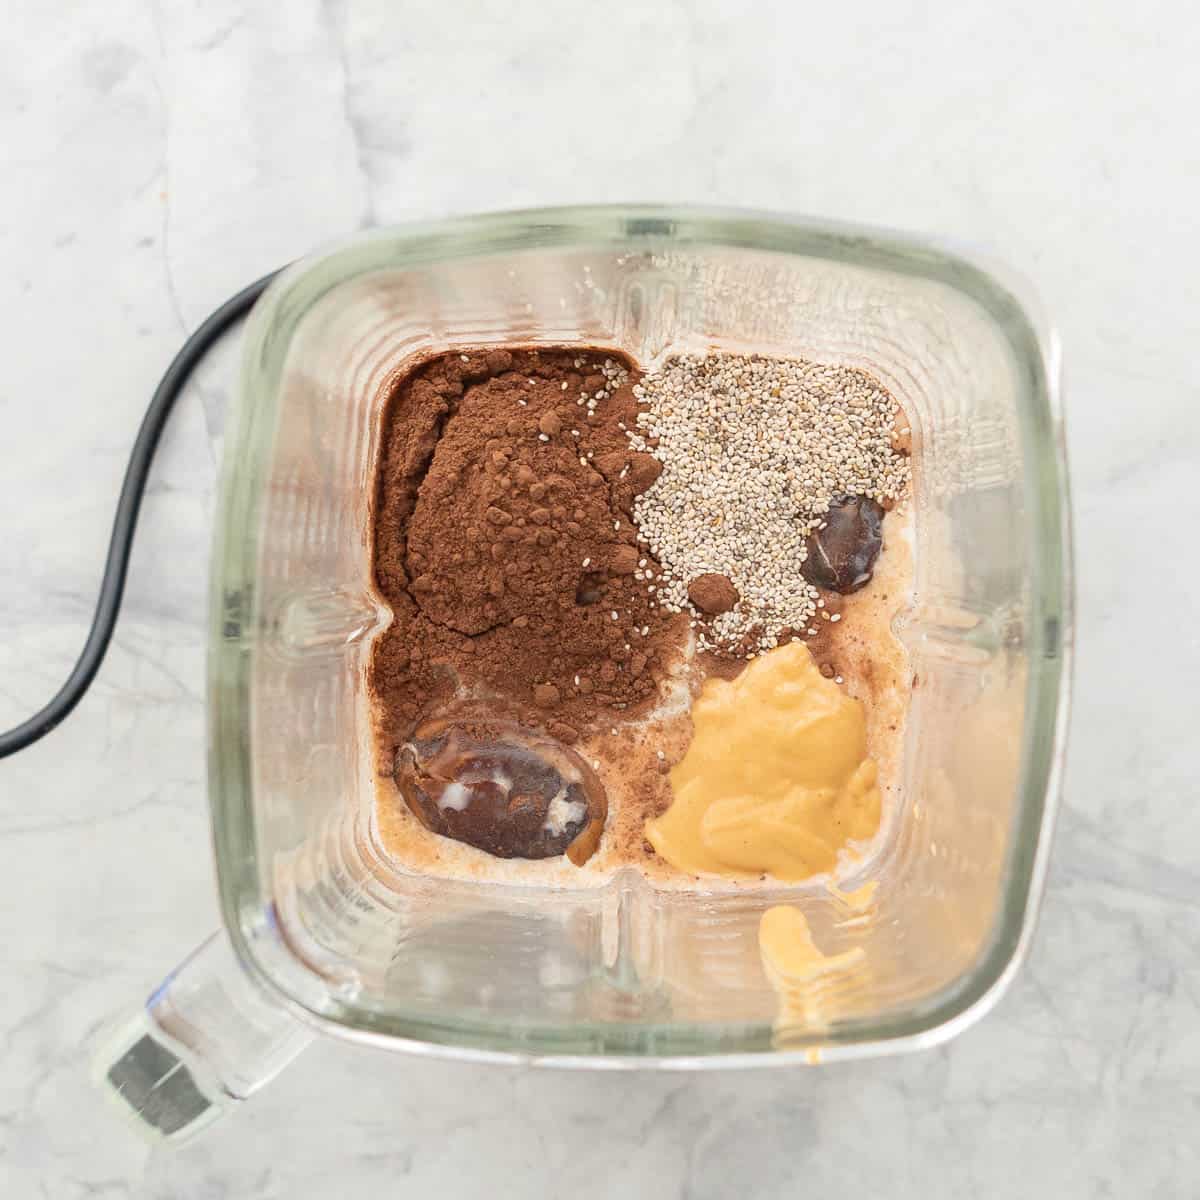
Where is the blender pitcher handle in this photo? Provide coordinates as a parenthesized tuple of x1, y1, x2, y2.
(92, 931, 312, 1142)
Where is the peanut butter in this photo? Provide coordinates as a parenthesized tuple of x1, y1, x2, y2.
(645, 641, 881, 881)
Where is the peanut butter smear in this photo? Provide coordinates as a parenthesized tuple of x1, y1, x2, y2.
(758, 905, 867, 1032)
(645, 641, 881, 880)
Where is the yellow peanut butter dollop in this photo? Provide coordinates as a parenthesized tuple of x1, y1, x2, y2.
(645, 641, 880, 880)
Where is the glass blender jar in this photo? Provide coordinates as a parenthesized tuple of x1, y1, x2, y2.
(95, 206, 1072, 1140)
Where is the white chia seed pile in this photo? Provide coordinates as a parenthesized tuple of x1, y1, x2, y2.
(626, 352, 910, 654)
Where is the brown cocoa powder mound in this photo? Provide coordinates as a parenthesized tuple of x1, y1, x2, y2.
(686, 572, 739, 615)
(370, 347, 686, 745)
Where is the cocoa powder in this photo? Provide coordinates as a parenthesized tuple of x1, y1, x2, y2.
(370, 348, 686, 751)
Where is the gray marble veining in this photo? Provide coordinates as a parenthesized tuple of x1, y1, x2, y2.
(3, 2, 1198, 1196)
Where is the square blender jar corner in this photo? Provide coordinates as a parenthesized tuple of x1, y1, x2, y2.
(95, 206, 1072, 1141)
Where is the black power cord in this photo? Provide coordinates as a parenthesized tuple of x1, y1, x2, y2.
(0, 268, 283, 759)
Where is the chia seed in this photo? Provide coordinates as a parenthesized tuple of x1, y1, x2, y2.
(626, 351, 909, 652)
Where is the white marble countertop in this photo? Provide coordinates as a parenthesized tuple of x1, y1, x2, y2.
(3, 3, 1197, 1196)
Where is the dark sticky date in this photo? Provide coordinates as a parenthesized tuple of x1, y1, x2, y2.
(395, 716, 607, 864)
(801, 495, 885, 594)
